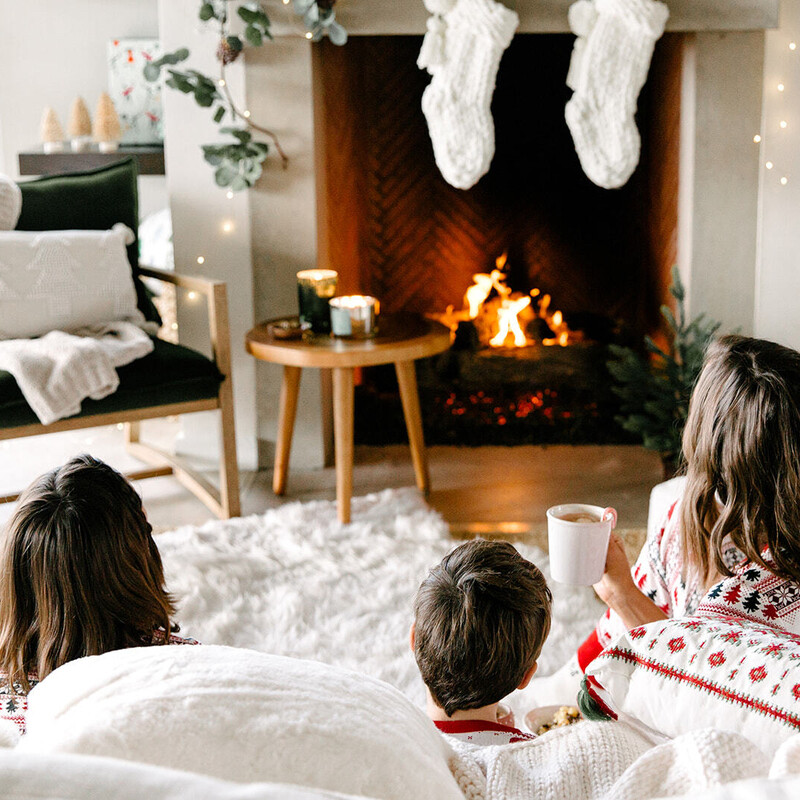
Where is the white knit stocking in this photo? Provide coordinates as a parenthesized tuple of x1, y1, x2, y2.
(565, 0, 669, 189)
(420, 0, 519, 190)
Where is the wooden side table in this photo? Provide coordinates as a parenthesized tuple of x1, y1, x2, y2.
(246, 314, 451, 523)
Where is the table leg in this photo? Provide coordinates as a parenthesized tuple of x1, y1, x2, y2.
(395, 360, 430, 496)
(332, 367, 354, 524)
(273, 365, 302, 496)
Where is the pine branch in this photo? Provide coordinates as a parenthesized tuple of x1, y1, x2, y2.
(606, 265, 722, 463)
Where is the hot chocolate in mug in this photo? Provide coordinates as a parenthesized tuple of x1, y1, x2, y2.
(546, 504, 617, 585)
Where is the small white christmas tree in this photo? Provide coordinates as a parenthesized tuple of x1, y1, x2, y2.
(67, 97, 92, 152)
(40, 107, 64, 153)
(93, 92, 121, 152)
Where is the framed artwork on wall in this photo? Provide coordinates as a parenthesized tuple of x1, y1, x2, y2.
(107, 38, 164, 145)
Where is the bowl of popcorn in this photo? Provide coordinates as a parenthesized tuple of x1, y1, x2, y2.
(524, 705, 582, 735)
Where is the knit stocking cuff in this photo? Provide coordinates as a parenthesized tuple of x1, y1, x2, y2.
(597, 0, 670, 36)
(451, 0, 519, 46)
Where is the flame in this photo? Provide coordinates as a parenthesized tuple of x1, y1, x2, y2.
(432, 252, 575, 349)
(490, 295, 531, 347)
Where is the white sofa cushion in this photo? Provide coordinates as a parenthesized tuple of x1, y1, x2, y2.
(19, 645, 462, 800)
(0, 223, 144, 339)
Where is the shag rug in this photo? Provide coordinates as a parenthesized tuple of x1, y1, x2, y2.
(157, 488, 603, 709)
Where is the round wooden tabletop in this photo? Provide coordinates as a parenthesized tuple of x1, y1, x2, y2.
(245, 314, 452, 369)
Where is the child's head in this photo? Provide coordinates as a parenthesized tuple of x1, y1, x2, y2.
(412, 539, 551, 718)
(681, 335, 800, 583)
(0, 455, 175, 687)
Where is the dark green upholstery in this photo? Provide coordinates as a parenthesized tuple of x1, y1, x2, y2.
(0, 338, 223, 429)
(15, 159, 160, 324)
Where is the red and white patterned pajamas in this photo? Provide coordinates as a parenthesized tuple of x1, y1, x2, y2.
(578, 499, 800, 670)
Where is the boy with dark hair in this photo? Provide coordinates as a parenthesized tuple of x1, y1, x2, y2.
(411, 539, 552, 745)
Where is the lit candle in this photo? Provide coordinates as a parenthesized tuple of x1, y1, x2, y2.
(329, 295, 379, 338)
(297, 269, 338, 333)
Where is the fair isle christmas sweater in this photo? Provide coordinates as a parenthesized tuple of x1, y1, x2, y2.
(578, 499, 800, 669)
(0, 630, 198, 735)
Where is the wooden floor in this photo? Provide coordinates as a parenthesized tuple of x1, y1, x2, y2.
(0, 422, 663, 542)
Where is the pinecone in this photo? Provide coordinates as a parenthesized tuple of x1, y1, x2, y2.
(216, 38, 241, 65)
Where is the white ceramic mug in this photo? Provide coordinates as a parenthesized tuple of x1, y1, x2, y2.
(546, 504, 618, 586)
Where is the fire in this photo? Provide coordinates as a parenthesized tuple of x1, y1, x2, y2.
(432, 253, 575, 348)
(490, 295, 531, 347)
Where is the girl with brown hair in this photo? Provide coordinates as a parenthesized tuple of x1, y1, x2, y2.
(0, 455, 196, 734)
(577, 334, 800, 669)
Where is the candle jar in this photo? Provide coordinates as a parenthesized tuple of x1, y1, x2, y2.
(297, 269, 338, 333)
(329, 295, 379, 338)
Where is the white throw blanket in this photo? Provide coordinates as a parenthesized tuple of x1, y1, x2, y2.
(447, 721, 774, 800)
(0, 321, 154, 424)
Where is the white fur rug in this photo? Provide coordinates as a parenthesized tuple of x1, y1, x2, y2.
(157, 488, 602, 709)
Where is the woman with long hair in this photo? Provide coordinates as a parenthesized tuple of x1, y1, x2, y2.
(0, 455, 196, 733)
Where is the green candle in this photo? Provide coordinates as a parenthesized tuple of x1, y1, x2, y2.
(297, 269, 338, 333)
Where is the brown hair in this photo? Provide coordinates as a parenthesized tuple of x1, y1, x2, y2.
(681, 335, 800, 585)
(0, 455, 176, 690)
(413, 539, 551, 717)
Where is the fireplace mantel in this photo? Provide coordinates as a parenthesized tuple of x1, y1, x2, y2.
(269, 0, 779, 35)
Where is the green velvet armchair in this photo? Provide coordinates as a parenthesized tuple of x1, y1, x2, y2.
(0, 159, 240, 518)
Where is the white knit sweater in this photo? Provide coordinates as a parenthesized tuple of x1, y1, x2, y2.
(447, 720, 772, 800)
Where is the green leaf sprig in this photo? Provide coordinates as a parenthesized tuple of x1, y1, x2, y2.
(145, 1, 347, 192)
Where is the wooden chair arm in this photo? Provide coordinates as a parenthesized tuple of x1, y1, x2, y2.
(138, 264, 223, 295)
(138, 265, 232, 381)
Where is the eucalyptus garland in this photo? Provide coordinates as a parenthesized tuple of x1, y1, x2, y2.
(144, 1, 347, 191)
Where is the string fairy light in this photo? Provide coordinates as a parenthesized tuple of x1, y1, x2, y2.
(196, 256, 205, 264)
(222, 221, 234, 233)
(226, 190, 234, 199)
(758, 31, 800, 188)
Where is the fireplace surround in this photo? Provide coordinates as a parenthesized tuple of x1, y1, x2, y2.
(159, 0, 776, 468)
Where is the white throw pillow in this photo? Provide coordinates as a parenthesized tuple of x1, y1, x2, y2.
(19, 646, 463, 800)
(0, 175, 22, 231)
(0, 223, 144, 339)
(583, 616, 800, 753)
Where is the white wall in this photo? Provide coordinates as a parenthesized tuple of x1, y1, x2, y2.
(0, 0, 167, 218)
(0, 0, 160, 180)
(756, 0, 800, 350)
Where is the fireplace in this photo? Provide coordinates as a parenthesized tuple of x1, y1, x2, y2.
(313, 33, 680, 445)
(159, 0, 771, 469)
